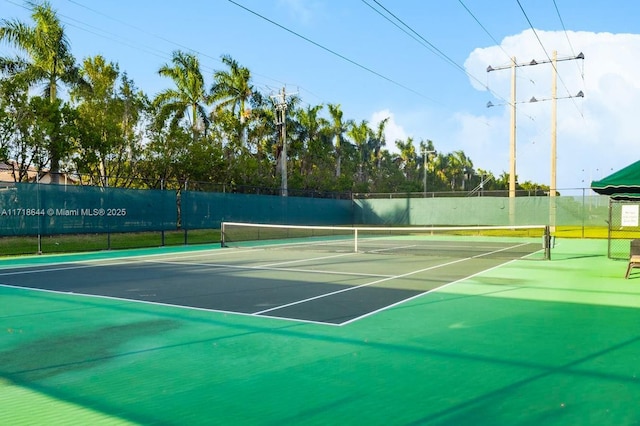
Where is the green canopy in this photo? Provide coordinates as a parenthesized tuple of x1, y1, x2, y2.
(591, 160, 640, 199)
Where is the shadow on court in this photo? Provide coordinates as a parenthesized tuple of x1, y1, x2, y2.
(3, 239, 640, 424)
(0, 251, 531, 325)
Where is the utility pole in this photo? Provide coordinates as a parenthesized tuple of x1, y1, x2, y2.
(509, 57, 517, 200)
(273, 87, 289, 197)
(487, 57, 518, 200)
(487, 51, 584, 226)
(487, 52, 583, 197)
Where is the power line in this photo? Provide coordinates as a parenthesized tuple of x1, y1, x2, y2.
(456, 0, 512, 62)
(2, 0, 396, 113)
(515, 0, 583, 116)
(515, 0, 553, 60)
(552, 0, 585, 82)
(62, 0, 289, 89)
(66, 0, 206, 62)
(359, 0, 444, 67)
(363, 0, 463, 74)
(227, 0, 441, 105)
(5, 0, 292, 92)
(552, 0, 578, 60)
(363, 0, 531, 120)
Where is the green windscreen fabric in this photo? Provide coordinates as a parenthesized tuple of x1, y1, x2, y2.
(182, 191, 353, 230)
(0, 183, 177, 236)
(0, 182, 609, 236)
(354, 195, 609, 227)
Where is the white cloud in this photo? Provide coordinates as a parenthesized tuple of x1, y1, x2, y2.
(370, 110, 408, 152)
(461, 29, 640, 191)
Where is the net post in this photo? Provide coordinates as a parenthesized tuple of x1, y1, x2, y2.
(354, 228, 358, 252)
(220, 221, 226, 248)
(544, 225, 551, 260)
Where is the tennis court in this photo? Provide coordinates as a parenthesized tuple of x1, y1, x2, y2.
(2, 226, 640, 424)
(0, 224, 548, 326)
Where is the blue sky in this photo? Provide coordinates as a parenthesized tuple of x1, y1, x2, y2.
(3, 0, 640, 193)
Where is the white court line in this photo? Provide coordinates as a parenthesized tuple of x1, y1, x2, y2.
(141, 252, 394, 279)
(339, 258, 522, 326)
(0, 249, 393, 279)
(146, 251, 356, 269)
(253, 258, 470, 315)
(249, 252, 358, 268)
(0, 261, 142, 277)
(339, 243, 547, 325)
(0, 283, 342, 327)
(368, 244, 420, 254)
(253, 242, 534, 316)
(0, 241, 541, 327)
(0, 246, 260, 276)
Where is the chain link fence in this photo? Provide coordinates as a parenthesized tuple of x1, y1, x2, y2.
(608, 200, 640, 259)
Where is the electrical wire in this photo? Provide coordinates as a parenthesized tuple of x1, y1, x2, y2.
(457, 0, 513, 62)
(515, 0, 583, 116)
(226, 0, 442, 105)
(552, 0, 583, 78)
(62, 0, 289, 90)
(551, 0, 585, 119)
(362, 0, 532, 121)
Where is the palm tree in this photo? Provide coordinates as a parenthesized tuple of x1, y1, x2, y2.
(327, 103, 351, 178)
(155, 50, 210, 139)
(370, 117, 389, 170)
(245, 103, 277, 184)
(210, 54, 255, 147)
(294, 104, 327, 176)
(395, 138, 417, 181)
(347, 120, 371, 183)
(496, 171, 511, 191)
(432, 153, 451, 191)
(450, 150, 474, 190)
(418, 139, 436, 191)
(0, 1, 86, 182)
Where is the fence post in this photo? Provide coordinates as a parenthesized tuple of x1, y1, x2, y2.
(183, 180, 188, 245)
(607, 198, 612, 258)
(160, 179, 165, 247)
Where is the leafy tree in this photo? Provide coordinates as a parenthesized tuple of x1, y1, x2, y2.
(116, 73, 148, 187)
(370, 149, 406, 193)
(245, 100, 278, 185)
(395, 137, 418, 182)
(291, 103, 332, 187)
(471, 168, 496, 194)
(519, 180, 549, 195)
(0, 79, 41, 181)
(0, 78, 29, 168)
(0, 3, 553, 195)
(31, 96, 80, 177)
(0, 0, 87, 182)
(72, 56, 125, 186)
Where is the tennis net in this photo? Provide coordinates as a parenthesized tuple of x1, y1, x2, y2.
(220, 222, 551, 260)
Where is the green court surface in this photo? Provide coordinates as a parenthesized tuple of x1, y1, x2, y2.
(2, 239, 640, 425)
